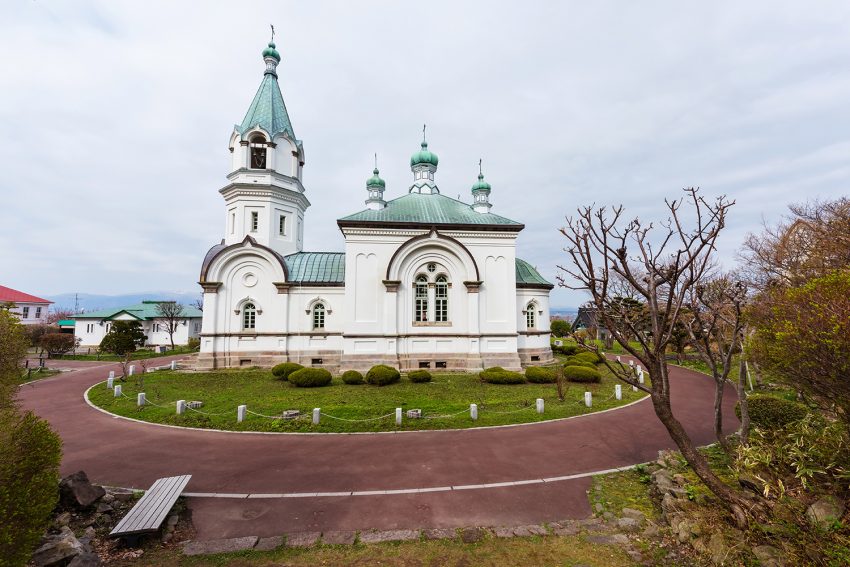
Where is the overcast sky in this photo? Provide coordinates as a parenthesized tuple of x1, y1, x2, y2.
(2, 1, 849, 308)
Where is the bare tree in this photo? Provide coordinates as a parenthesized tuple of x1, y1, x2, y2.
(191, 295, 204, 312)
(155, 301, 185, 350)
(558, 187, 761, 527)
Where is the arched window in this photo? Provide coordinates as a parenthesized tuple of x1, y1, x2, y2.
(312, 302, 325, 330)
(435, 275, 448, 322)
(249, 134, 267, 169)
(526, 302, 536, 329)
(414, 275, 428, 322)
(243, 302, 256, 330)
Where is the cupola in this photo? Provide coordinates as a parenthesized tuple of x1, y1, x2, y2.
(365, 156, 386, 210)
(409, 127, 439, 195)
(471, 160, 492, 213)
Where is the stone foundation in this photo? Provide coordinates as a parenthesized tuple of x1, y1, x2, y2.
(518, 346, 555, 366)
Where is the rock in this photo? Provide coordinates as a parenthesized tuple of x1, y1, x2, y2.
(284, 532, 321, 548)
(460, 527, 485, 543)
(616, 517, 640, 532)
(83, 527, 96, 539)
(492, 527, 515, 538)
(550, 522, 579, 536)
(321, 531, 356, 545)
(101, 493, 115, 504)
(167, 514, 179, 527)
(753, 544, 786, 567)
(511, 524, 547, 537)
(111, 491, 133, 502)
(602, 511, 614, 521)
(652, 470, 676, 493)
(738, 474, 761, 494)
(54, 512, 72, 527)
(67, 552, 102, 567)
(708, 532, 732, 566)
(806, 495, 845, 528)
(59, 472, 106, 509)
(95, 502, 113, 514)
(183, 536, 259, 556)
(594, 502, 604, 513)
(620, 508, 646, 523)
(673, 473, 687, 486)
(692, 536, 708, 554)
(642, 523, 660, 538)
(661, 493, 679, 516)
(422, 528, 456, 540)
(254, 535, 284, 550)
(361, 529, 420, 544)
(585, 534, 629, 546)
(161, 532, 172, 544)
(32, 527, 84, 566)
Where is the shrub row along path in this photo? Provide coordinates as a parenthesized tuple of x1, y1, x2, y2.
(18, 356, 738, 541)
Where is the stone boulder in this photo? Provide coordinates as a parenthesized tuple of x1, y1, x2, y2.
(752, 544, 786, 567)
(59, 471, 105, 509)
(806, 495, 845, 529)
(68, 552, 103, 567)
(32, 527, 84, 566)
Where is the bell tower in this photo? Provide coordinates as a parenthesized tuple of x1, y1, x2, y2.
(220, 37, 308, 256)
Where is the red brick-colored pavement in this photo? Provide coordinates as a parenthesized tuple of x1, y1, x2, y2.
(18, 356, 738, 539)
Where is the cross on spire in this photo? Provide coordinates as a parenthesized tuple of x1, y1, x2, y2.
(374, 152, 378, 169)
(422, 123, 427, 143)
(270, 24, 275, 43)
(479, 158, 483, 176)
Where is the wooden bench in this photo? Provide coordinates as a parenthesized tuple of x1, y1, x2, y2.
(110, 475, 191, 540)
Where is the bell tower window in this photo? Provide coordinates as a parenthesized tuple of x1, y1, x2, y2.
(249, 134, 267, 169)
(250, 211, 259, 232)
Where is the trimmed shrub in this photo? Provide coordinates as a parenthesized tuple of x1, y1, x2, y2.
(287, 367, 333, 388)
(563, 357, 598, 369)
(271, 362, 304, 381)
(365, 364, 401, 386)
(552, 343, 579, 356)
(736, 394, 810, 429)
(563, 365, 602, 383)
(571, 351, 603, 365)
(408, 369, 432, 383)
(341, 370, 365, 385)
(480, 368, 526, 384)
(525, 366, 556, 383)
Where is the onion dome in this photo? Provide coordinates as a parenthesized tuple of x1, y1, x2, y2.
(471, 173, 491, 193)
(367, 167, 385, 188)
(410, 141, 439, 167)
(262, 41, 281, 62)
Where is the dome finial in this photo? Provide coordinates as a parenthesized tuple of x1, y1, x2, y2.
(262, 25, 281, 73)
(374, 152, 378, 173)
(478, 158, 484, 180)
(270, 23, 275, 44)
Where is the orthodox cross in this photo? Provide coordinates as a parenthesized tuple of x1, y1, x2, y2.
(270, 24, 275, 43)
(479, 158, 483, 175)
(422, 123, 427, 142)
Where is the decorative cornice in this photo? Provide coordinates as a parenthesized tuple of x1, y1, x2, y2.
(516, 283, 555, 291)
(273, 282, 291, 294)
(338, 220, 524, 233)
(199, 282, 223, 293)
(463, 280, 483, 292)
(382, 280, 401, 292)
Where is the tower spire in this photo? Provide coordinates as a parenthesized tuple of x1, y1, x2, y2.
(365, 153, 386, 210)
(471, 158, 492, 213)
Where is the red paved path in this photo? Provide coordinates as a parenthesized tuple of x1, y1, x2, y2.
(18, 357, 738, 539)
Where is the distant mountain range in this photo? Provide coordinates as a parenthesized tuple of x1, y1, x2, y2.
(46, 291, 201, 313)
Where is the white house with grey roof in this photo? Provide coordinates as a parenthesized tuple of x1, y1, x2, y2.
(197, 40, 553, 371)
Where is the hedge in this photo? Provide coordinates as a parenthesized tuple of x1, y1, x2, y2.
(480, 367, 526, 384)
(552, 343, 579, 356)
(736, 394, 810, 429)
(365, 365, 401, 386)
(341, 370, 365, 385)
(570, 351, 603, 365)
(408, 369, 432, 383)
(271, 362, 304, 381)
(526, 366, 556, 383)
(287, 367, 333, 388)
(563, 365, 602, 383)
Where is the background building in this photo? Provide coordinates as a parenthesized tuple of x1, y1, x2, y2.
(0, 284, 52, 325)
(72, 301, 202, 347)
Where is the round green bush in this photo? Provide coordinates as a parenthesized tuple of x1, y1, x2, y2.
(341, 370, 364, 385)
(480, 368, 526, 384)
(571, 351, 603, 365)
(736, 394, 809, 429)
(552, 343, 579, 356)
(287, 367, 333, 387)
(563, 365, 602, 383)
(271, 362, 304, 381)
(563, 357, 598, 369)
(525, 366, 556, 383)
(365, 364, 401, 386)
(408, 369, 432, 383)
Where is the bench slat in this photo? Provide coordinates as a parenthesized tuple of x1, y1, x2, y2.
(110, 475, 191, 536)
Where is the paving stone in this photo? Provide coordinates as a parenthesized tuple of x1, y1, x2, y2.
(285, 532, 321, 548)
(183, 536, 258, 556)
(359, 529, 419, 544)
(322, 531, 356, 545)
(254, 536, 283, 551)
(551, 523, 580, 536)
(512, 524, 548, 537)
(422, 528, 456, 541)
(492, 527, 516, 538)
(460, 527, 486, 543)
(585, 534, 629, 546)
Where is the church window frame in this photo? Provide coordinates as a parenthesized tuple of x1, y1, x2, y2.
(414, 275, 429, 323)
(250, 211, 259, 232)
(435, 275, 449, 322)
(278, 214, 286, 236)
(242, 302, 257, 330)
(248, 134, 268, 169)
(312, 302, 326, 330)
(526, 301, 537, 330)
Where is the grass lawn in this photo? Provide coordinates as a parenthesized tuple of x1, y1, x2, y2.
(58, 345, 197, 361)
(87, 366, 647, 433)
(17, 367, 60, 384)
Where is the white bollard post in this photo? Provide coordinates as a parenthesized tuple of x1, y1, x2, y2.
(128, 365, 135, 376)
(536, 398, 544, 414)
(113, 384, 122, 397)
(137, 392, 146, 406)
(108, 370, 115, 380)
(638, 368, 645, 384)
(470, 403, 478, 421)
(584, 391, 592, 407)
(616, 355, 621, 362)
(170, 360, 177, 370)
(176, 400, 186, 415)
(395, 407, 402, 426)
(312, 408, 320, 425)
(237, 404, 246, 422)
(106, 376, 114, 389)
(615, 384, 622, 400)
(629, 360, 634, 367)
(633, 384, 638, 392)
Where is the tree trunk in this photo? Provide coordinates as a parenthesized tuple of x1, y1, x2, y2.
(737, 358, 750, 445)
(713, 379, 732, 454)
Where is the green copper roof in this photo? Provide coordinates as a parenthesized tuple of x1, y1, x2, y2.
(471, 173, 491, 193)
(262, 41, 280, 62)
(72, 301, 203, 321)
(58, 319, 75, 327)
(338, 192, 522, 227)
(285, 252, 345, 284)
(515, 258, 553, 287)
(410, 141, 439, 167)
(236, 67, 295, 140)
(366, 168, 385, 188)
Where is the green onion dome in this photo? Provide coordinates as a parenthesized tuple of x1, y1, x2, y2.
(262, 42, 281, 62)
(367, 167, 385, 188)
(471, 173, 491, 192)
(410, 141, 439, 167)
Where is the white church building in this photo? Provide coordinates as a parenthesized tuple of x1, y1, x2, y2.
(197, 40, 553, 372)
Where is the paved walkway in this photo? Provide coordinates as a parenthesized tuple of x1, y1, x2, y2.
(17, 356, 738, 540)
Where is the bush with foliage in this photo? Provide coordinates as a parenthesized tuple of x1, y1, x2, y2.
(552, 342, 579, 356)
(39, 333, 78, 357)
(99, 321, 146, 372)
(550, 320, 571, 338)
(287, 367, 333, 388)
(271, 362, 304, 381)
(525, 366, 556, 383)
(187, 337, 200, 350)
(563, 365, 602, 383)
(341, 370, 364, 385)
(562, 357, 598, 369)
(735, 394, 809, 429)
(480, 367, 526, 384)
(365, 364, 401, 386)
(571, 350, 603, 365)
(408, 369, 432, 383)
